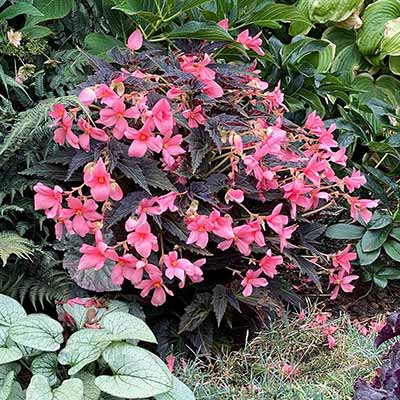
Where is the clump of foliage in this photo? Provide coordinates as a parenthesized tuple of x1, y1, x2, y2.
(354, 311, 400, 399)
(30, 27, 379, 350)
(0, 293, 194, 399)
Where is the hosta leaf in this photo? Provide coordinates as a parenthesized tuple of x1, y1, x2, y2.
(26, 375, 83, 400)
(309, 0, 363, 23)
(95, 343, 172, 399)
(58, 329, 114, 376)
(31, 353, 59, 386)
(101, 312, 157, 343)
(389, 55, 400, 75)
(322, 27, 356, 54)
(9, 314, 63, 352)
(357, 242, 381, 266)
(154, 377, 195, 400)
(381, 17, 400, 56)
(384, 240, 400, 261)
(357, 0, 400, 56)
(167, 22, 233, 41)
(361, 226, 391, 252)
(0, 295, 27, 327)
(325, 224, 365, 239)
(0, 347, 23, 365)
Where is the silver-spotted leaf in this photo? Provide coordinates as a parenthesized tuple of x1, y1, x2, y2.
(0, 295, 26, 327)
(26, 375, 83, 400)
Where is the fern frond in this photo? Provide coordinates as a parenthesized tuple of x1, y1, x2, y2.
(0, 232, 35, 266)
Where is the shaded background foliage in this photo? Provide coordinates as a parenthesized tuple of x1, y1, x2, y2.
(1, 0, 400, 352)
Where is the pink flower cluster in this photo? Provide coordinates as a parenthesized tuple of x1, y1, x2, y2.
(34, 27, 376, 306)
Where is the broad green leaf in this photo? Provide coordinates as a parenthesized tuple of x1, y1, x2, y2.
(325, 224, 365, 239)
(26, 0, 73, 25)
(31, 353, 59, 386)
(0, 347, 23, 365)
(95, 343, 172, 399)
(390, 227, 400, 241)
(381, 17, 400, 56)
(21, 25, 53, 38)
(384, 239, 400, 261)
(0, 2, 42, 20)
(322, 27, 356, 54)
(58, 329, 114, 376)
(356, 242, 381, 266)
(389, 55, 400, 75)
(26, 375, 83, 400)
(357, 0, 400, 56)
(101, 311, 157, 343)
(361, 226, 391, 252)
(309, 0, 363, 23)
(84, 33, 124, 60)
(331, 44, 361, 76)
(368, 211, 393, 230)
(167, 22, 233, 41)
(73, 372, 101, 400)
(9, 314, 63, 352)
(376, 75, 400, 105)
(0, 327, 7, 347)
(0, 295, 27, 327)
(0, 371, 14, 400)
(154, 377, 195, 400)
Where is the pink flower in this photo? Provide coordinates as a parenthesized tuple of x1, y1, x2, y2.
(151, 98, 174, 135)
(66, 197, 102, 237)
(79, 87, 96, 106)
(33, 183, 63, 219)
(329, 147, 347, 166)
(161, 134, 185, 167)
(186, 215, 214, 248)
(209, 210, 234, 239)
(283, 179, 313, 218)
(95, 84, 119, 106)
(127, 220, 158, 258)
(343, 170, 366, 193)
(107, 252, 140, 285)
(84, 159, 123, 202)
(236, 29, 264, 56)
(96, 99, 139, 139)
(304, 111, 324, 134)
(53, 115, 79, 149)
(202, 80, 223, 98)
(278, 225, 297, 252)
(166, 355, 176, 373)
(127, 28, 143, 51)
(241, 269, 268, 296)
(303, 155, 327, 185)
(347, 197, 378, 224)
(259, 250, 283, 278)
(331, 244, 357, 273)
(180, 54, 215, 80)
(49, 104, 66, 121)
(182, 105, 205, 128)
(77, 119, 108, 152)
(329, 270, 358, 300)
(136, 198, 161, 216)
(78, 231, 109, 270)
(282, 364, 299, 377)
(218, 18, 229, 31)
(54, 209, 74, 240)
(218, 224, 254, 256)
(157, 192, 178, 213)
(126, 121, 163, 158)
(136, 270, 173, 306)
(225, 189, 244, 204)
(266, 204, 288, 234)
(166, 86, 184, 99)
(163, 251, 192, 281)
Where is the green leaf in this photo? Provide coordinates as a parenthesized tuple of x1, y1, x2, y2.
(322, 27, 356, 54)
(95, 343, 172, 399)
(26, 0, 74, 25)
(0, 347, 23, 365)
(357, 0, 400, 56)
(0, 2, 43, 20)
(384, 239, 400, 261)
(390, 227, 400, 241)
(361, 226, 391, 252)
(0, 371, 14, 400)
(167, 22, 233, 41)
(154, 377, 195, 400)
(356, 242, 381, 266)
(72, 372, 101, 400)
(368, 211, 393, 230)
(85, 33, 124, 60)
(309, 0, 363, 23)
(101, 311, 157, 343)
(31, 354, 59, 386)
(0, 295, 27, 327)
(9, 314, 64, 352)
(26, 375, 83, 400)
(389, 55, 400, 75)
(58, 329, 114, 376)
(325, 224, 365, 239)
(381, 17, 400, 56)
(211, 285, 228, 327)
(0, 231, 35, 266)
(21, 25, 53, 38)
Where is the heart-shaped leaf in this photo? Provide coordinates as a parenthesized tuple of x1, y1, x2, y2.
(0, 347, 23, 365)
(31, 353, 59, 386)
(154, 377, 195, 400)
(9, 314, 63, 352)
(0, 295, 26, 327)
(26, 375, 83, 400)
(95, 343, 172, 399)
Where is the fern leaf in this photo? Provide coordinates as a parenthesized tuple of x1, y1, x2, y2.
(0, 232, 35, 266)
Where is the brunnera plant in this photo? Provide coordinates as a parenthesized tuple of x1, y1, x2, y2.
(0, 294, 194, 399)
(33, 27, 376, 318)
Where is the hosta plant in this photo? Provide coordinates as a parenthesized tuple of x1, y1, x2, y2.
(32, 28, 376, 344)
(0, 294, 193, 399)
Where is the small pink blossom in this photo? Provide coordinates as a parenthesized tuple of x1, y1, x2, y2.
(163, 251, 192, 281)
(266, 204, 288, 234)
(66, 197, 102, 237)
(217, 19, 229, 31)
(329, 270, 358, 300)
(127, 221, 158, 258)
(136, 270, 173, 306)
(236, 29, 264, 56)
(343, 170, 366, 193)
(108, 252, 140, 285)
(151, 98, 174, 135)
(53, 115, 79, 149)
(186, 215, 214, 249)
(126, 122, 163, 158)
(347, 196, 378, 224)
(241, 269, 268, 297)
(33, 183, 63, 219)
(157, 192, 178, 213)
(78, 231, 109, 270)
(331, 244, 357, 273)
(225, 189, 244, 204)
(182, 105, 205, 128)
(127, 28, 143, 51)
(79, 87, 96, 106)
(161, 134, 185, 167)
(259, 250, 283, 278)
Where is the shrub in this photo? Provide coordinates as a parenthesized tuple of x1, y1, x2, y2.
(0, 293, 194, 399)
(31, 27, 377, 334)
